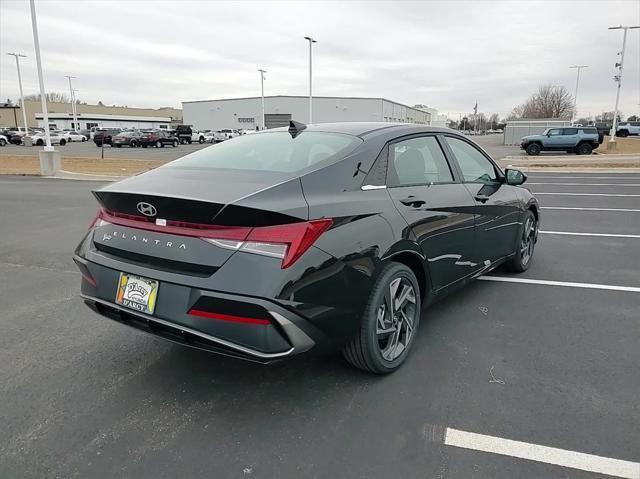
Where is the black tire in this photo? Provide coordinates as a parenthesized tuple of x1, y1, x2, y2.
(504, 210, 537, 273)
(173, 140, 178, 147)
(0, 138, 6, 146)
(130, 140, 137, 148)
(188, 139, 192, 144)
(576, 143, 593, 155)
(199, 136, 204, 144)
(155, 141, 162, 148)
(81, 137, 86, 142)
(142, 144, 147, 148)
(37, 139, 44, 146)
(343, 263, 421, 374)
(525, 143, 541, 156)
(115, 144, 122, 148)
(59, 139, 66, 146)
(617, 130, 629, 138)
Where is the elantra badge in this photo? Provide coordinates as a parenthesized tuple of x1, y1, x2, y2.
(137, 202, 157, 217)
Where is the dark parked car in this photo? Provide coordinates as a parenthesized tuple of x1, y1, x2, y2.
(94, 129, 122, 147)
(75, 122, 539, 373)
(112, 131, 143, 148)
(139, 130, 179, 148)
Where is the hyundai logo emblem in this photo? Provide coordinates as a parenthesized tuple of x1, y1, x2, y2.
(136, 202, 157, 217)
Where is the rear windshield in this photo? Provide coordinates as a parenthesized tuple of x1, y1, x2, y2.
(169, 131, 362, 173)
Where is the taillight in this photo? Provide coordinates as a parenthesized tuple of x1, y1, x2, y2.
(89, 208, 332, 269)
(202, 219, 332, 268)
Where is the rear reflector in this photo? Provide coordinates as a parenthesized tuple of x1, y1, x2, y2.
(188, 308, 271, 325)
(90, 208, 332, 269)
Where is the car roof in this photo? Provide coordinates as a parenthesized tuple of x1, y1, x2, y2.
(265, 122, 454, 138)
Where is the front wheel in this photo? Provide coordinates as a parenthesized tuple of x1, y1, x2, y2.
(617, 130, 629, 138)
(199, 137, 204, 144)
(155, 141, 162, 148)
(81, 137, 86, 142)
(504, 210, 537, 273)
(525, 143, 541, 156)
(59, 139, 66, 146)
(173, 140, 178, 147)
(343, 263, 421, 374)
(0, 138, 6, 146)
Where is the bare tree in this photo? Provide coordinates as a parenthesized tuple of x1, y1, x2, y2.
(509, 85, 574, 119)
(22, 92, 72, 103)
(488, 113, 500, 129)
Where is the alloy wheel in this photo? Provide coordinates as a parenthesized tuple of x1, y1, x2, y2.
(520, 216, 536, 266)
(376, 277, 417, 361)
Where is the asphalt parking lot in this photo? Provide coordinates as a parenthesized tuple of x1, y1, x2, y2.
(1, 173, 638, 479)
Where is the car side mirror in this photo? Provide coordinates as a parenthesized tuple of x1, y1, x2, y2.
(505, 168, 527, 186)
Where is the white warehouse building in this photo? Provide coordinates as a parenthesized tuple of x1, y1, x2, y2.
(35, 113, 172, 131)
(183, 96, 441, 131)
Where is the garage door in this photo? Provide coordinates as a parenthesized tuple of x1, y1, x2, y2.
(265, 114, 292, 129)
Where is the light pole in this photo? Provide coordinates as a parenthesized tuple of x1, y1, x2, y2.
(258, 69, 266, 130)
(569, 65, 588, 123)
(6, 53, 30, 134)
(304, 36, 317, 124)
(608, 25, 640, 146)
(64, 75, 78, 131)
(29, 0, 52, 150)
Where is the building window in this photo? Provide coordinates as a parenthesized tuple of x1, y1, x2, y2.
(159, 125, 168, 129)
(238, 117, 255, 124)
(86, 122, 98, 129)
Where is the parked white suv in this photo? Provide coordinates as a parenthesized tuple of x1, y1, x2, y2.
(616, 121, 640, 137)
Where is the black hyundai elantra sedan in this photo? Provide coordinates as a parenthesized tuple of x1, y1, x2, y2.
(74, 122, 539, 373)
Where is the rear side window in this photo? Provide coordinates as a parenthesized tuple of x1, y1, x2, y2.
(445, 136, 498, 183)
(169, 131, 361, 173)
(387, 136, 453, 187)
(563, 128, 578, 135)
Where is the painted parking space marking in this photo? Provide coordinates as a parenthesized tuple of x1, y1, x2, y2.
(478, 276, 640, 293)
(527, 176, 640, 180)
(444, 428, 640, 479)
(528, 182, 640, 186)
(539, 230, 640, 239)
(534, 192, 640, 197)
(541, 207, 640, 212)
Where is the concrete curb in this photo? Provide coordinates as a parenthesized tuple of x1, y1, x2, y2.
(48, 170, 127, 182)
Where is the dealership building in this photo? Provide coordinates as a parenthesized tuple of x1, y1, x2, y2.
(183, 95, 447, 131)
(0, 100, 182, 130)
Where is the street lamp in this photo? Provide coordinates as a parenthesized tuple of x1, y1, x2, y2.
(608, 24, 640, 146)
(304, 36, 317, 124)
(6, 53, 29, 134)
(258, 69, 266, 130)
(569, 65, 588, 123)
(29, 0, 53, 150)
(64, 75, 79, 131)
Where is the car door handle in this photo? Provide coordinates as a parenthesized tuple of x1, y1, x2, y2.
(400, 197, 426, 207)
(474, 194, 490, 203)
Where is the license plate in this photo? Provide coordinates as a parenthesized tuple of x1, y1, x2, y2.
(115, 273, 159, 315)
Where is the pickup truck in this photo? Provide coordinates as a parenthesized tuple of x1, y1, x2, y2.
(616, 121, 640, 137)
(521, 126, 602, 156)
(212, 129, 240, 143)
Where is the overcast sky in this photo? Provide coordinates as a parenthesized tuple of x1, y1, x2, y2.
(1, 0, 639, 119)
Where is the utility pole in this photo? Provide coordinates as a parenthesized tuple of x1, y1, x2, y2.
(608, 25, 640, 146)
(29, 0, 52, 150)
(473, 101, 478, 134)
(569, 65, 588, 124)
(304, 36, 317, 124)
(64, 75, 78, 131)
(258, 69, 266, 130)
(72, 88, 79, 130)
(6, 53, 29, 134)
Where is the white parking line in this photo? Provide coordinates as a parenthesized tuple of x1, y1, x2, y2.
(528, 182, 640, 186)
(478, 276, 640, 293)
(534, 192, 640, 197)
(541, 207, 640, 212)
(444, 428, 640, 479)
(528, 176, 640, 179)
(540, 230, 640, 238)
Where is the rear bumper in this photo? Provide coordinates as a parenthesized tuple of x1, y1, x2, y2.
(74, 254, 336, 363)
